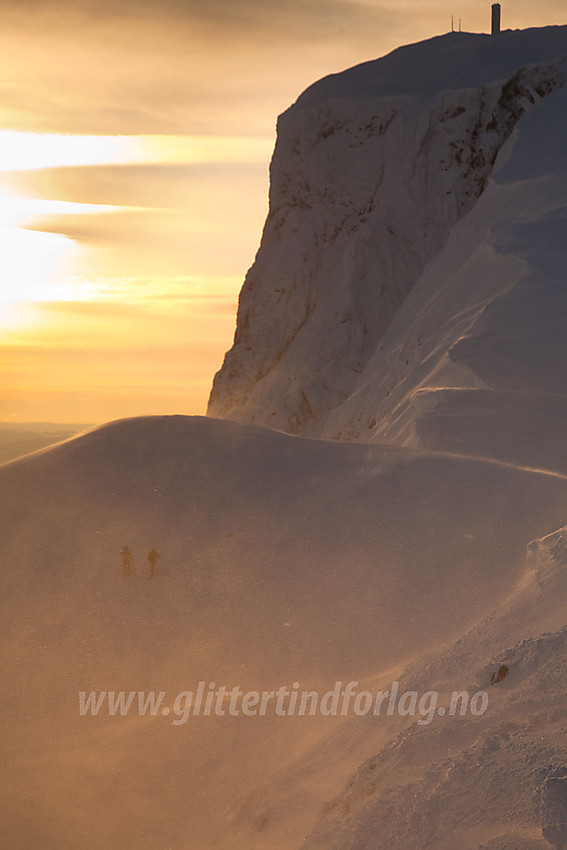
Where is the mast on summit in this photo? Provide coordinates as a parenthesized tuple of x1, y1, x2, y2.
(491, 3, 501, 35)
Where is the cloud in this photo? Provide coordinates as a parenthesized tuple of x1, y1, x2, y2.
(3, 0, 398, 39)
(1, 160, 267, 207)
(3, 0, 562, 136)
(0, 159, 269, 276)
(0, 0, 413, 134)
(8, 0, 563, 46)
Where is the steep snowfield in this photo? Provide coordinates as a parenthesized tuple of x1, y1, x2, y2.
(2, 416, 567, 848)
(322, 81, 567, 456)
(208, 26, 567, 450)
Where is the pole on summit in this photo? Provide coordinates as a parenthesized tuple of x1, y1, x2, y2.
(491, 3, 501, 35)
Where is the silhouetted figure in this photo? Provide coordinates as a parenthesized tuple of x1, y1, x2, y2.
(148, 548, 160, 578)
(121, 545, 134, 576)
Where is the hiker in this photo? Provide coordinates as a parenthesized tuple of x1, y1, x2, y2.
(148, 548, 160, 578)
(121, 545, 133, 576)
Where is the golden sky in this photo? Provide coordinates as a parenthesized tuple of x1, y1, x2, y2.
(0, 0, 564, 423)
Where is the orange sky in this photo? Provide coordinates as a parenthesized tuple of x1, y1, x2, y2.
(0, 0, 564, 423)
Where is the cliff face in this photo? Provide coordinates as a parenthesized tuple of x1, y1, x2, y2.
(207, 27, 567, 445)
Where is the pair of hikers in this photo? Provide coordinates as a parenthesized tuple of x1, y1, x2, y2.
(121, 546, 160, 578)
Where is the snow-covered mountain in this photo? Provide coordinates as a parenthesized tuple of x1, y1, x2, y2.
(2, 24, 567, 850)
(208, 26, 567, 466)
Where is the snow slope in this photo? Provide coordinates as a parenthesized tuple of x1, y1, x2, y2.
(303, 525, 567, 850)
(208, 26, 567, 457)
(1, 415, 567, 849)
(322, 81, 567, 459)
(0, 423, 89, 464)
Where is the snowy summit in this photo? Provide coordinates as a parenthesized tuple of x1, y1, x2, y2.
(209, 26, 567, 469)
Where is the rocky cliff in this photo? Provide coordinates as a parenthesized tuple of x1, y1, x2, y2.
(208, 27, 567, 455)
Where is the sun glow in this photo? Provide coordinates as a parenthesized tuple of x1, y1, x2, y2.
(0, 183, 113, 326)
(0, 194, 136, 226)
(0, 132, 136, 171)
(0, 130, 271, 315)
(0, 224, 75, 303)
(0, 129, 262, 392)
(0, 131, 272, 172)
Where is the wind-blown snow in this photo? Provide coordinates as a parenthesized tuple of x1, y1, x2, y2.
(302, 520, 567, 850)
(3, 24, 567, 850)
(1, 415, 567, 849)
